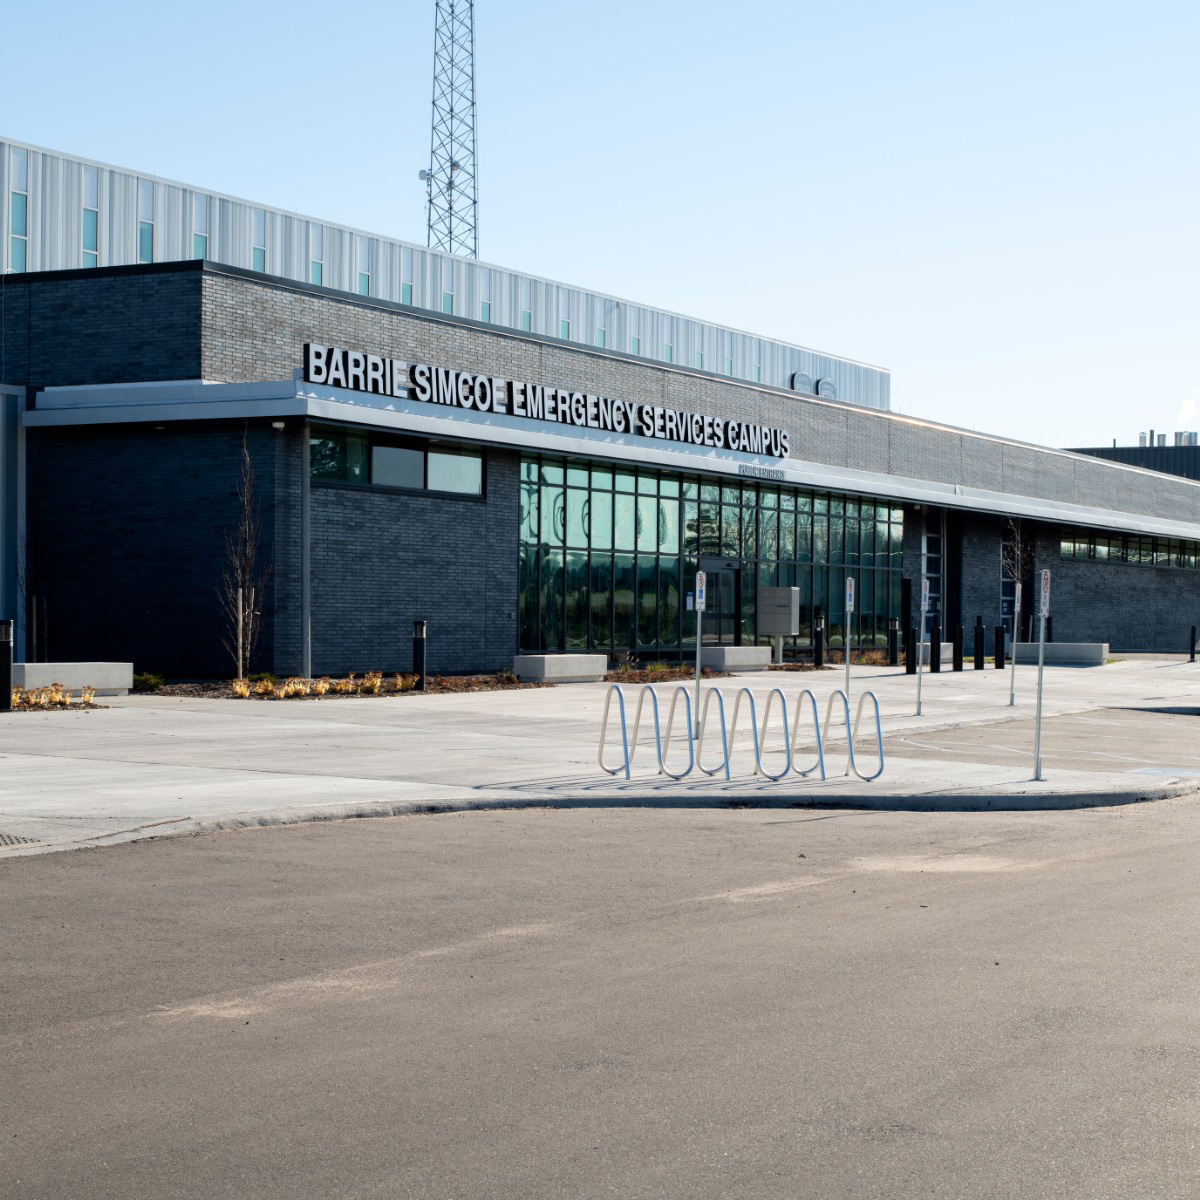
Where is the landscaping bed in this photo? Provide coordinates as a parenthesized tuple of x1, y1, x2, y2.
(139, 671, 552, 700)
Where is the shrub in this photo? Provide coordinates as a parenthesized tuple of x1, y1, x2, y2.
(231, 678, 251, 698)
(312, 676, 331, 696)
(133, 672, 165, 692)
(361, 670, 384, 696)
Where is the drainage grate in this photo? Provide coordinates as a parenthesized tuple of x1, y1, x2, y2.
(0, 833, 40, 847)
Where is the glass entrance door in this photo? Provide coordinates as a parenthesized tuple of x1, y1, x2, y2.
(700, 558, 740, 645)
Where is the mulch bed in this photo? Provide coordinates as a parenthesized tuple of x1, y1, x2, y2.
(142, 673, 552, 700)
(603, 666, 730, 684)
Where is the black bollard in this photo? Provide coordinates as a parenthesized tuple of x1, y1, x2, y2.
(813, 619, 825, 668)
(0, 620, 11, 713)
(1191, 625, 1197, 663)
(905, 626, 917, 675)
(953, 626, 964, 672)
(995, 625, 1006, 668)
(887, 618, 899, 667)
(974, 617, 985, 670)
(930, 621, 942, 673)
(412, 619, 427, 692)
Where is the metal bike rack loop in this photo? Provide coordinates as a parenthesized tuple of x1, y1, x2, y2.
(696, 688, 731, 780)
(628, 685, 695, 780)
(821, 688, 885, 782)
(789, 687, 826, 780)
(598, 684, 631, 779)
(729, 686, 791, 782)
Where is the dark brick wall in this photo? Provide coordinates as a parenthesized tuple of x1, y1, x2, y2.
(308, 447, 518, 676)
(0, 265, 203, 388)
(26, 423, 279, 676)
(1033, 530, 1200, 653)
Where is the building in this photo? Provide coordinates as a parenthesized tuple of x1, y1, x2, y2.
(3, 138, 1200, 676)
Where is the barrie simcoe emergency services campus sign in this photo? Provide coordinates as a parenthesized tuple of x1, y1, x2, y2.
(303, 343, 791, 459)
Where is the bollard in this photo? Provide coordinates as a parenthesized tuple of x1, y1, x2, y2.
(1191, 625, 1197, 663)
(0, 620, 11, 713)
(930, 621, 942, 673)
(974, 617, 985, 670)
(995, 625, 1006, 668)
(953, 625, 964, 672)
(905, 626, 917, 675)
(887, 618, 899, 667)
(813, 619, 825, 668)
(412, 619, 427, 692)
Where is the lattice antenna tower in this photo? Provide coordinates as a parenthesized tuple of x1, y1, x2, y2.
(420, 0, 478, 258)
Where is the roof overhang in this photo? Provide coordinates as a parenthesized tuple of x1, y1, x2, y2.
(25, 378, 1200, 541)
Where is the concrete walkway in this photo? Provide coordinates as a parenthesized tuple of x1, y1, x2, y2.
(4, 655, 1200, 855)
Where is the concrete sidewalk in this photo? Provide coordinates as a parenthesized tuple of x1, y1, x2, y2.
(4, 655, 1200, 855)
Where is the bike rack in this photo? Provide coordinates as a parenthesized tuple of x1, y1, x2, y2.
(822, 688, 885, 782)
(789, 687, 826, 780)
(599, 683, 882, 784)
(696, 688, 731, 780)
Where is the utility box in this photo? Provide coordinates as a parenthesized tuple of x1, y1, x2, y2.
(759, 587, 800, 637)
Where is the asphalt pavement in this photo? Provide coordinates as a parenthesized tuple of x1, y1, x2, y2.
(5, 799, 1200, 1199)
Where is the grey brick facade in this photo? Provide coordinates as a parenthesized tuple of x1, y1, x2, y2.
(5, 261, 1200, 671)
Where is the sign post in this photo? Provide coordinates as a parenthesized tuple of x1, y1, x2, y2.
(916, 577, 929, 716)
(1033, 569, 1050, 781)
(693, 571, 706, 738)
(1008, 585, 1021, 707)
(845, 576, 855, 699)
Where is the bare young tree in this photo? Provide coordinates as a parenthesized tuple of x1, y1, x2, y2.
(1001, 518, 1036, 642)
(220, 435, 273, 678)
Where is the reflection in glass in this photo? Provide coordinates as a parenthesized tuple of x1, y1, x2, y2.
(566, 552, 589, 648)
(637, 495, 657, 553)
(540, 550, 564, 651)
(614, 555, 635, 649)
(637, 559, 657, 647)
(566, 490, 588, 547)
(614, 493, 635, 551)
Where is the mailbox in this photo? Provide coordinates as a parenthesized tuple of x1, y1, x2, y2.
(759, 587, 801, 637)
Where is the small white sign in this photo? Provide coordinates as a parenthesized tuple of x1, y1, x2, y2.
(1040, 569, 1051, 617)
(695, 571, 707, 613)
(920, 578, 930, 614)
(846, 576, 855, 614)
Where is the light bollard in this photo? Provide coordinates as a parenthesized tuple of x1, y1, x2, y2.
(0, 620, 12, 713)
(412, 620, 427, 692)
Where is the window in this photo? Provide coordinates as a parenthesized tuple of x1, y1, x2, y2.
(252, 209, 266, 273)
(192, 194, 209, 259)
(725, 356, 733, 376)
(9, 146, 28, 272)
(631, 335, 640, 355)
(480, 300, 491, 322)
(357, 236, 370, 295)
(560, 319, 570, 340)
(753, 363, 761, 383)
(310, 225, 323, 285)
(664, 344, 673, 364)
(81, 165, 98, 268)
(311, 429, 482, 496)
(520, 278, 532, 331)
(371, 444, 423, 489)
(596, 327, 606, 348)
(401, 247, 413, 305)
(663, 318, 673, 364)
(137, 178, 154, 263)
(440, 257, 453, 314)
(695, 350, 704, 370)
(428, 447, 483, 495)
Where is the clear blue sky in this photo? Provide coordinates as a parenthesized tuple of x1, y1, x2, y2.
(5, 0, 1198, 448)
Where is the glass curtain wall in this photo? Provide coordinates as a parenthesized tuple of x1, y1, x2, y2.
(519, 456, 904, 657)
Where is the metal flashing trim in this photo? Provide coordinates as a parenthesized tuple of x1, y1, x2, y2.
(22, 378, 1200, 541)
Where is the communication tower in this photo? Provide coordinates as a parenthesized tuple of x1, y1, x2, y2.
(420, 0, 479, 258)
